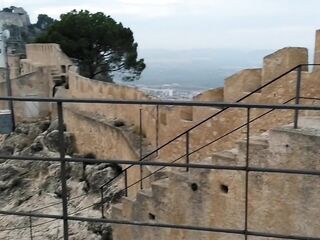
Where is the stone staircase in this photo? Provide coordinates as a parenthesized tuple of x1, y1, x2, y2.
(50, 66, 68, 96)
(111, 117, 320, 240)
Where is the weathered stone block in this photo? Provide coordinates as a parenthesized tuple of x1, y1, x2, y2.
(224, 68, 262, 102)
(262, 47, 308, 84)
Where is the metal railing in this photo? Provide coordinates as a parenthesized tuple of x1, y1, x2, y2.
(0, 64, 320, 239)
(0, 96, 319, 239)
(98, 64, 319, 205)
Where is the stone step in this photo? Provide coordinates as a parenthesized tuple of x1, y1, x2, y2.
(237, 137, 270, 166)
(267, 126, 320, 170)
(287, 116, 320, 129)
(122, 196, 135, 219)
(111, 203, 123, 220)
(151, 178, 169, 201)
(146, 166, 170, 181)
(238, 138, 269, 152)
(250, 134, 269, 144)
(137, 189, 153, 201)
(132, 189, 154, 222)
(168, 170, 189, 182)
(211, 148, 238, 165)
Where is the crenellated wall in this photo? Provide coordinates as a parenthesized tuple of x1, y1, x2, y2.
(1, 30, 320, 198)
(262, 47, 308, 84)
(0, 29, 320, 239)
(193, 87, 224, 102)
(56, 42, 320, 167)
(224, 68, 262, 102)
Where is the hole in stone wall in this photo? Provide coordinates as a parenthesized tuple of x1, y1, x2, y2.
(220, 184, 229, 194)
(191, 183, 198, 192)
(149, 213, 156, 220)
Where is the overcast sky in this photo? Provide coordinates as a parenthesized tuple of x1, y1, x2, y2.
(1, 0, 320, 51)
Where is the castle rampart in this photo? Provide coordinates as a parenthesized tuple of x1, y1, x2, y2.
(1, 30, 320, 197)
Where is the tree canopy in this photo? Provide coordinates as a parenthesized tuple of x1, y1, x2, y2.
(36, 10, 145, 81)
(34, 14, 55, 30)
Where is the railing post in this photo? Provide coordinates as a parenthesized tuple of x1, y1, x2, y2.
(100, 187, 105, 218)
(4, 44, 15, 131)
(57, 102, 69, 240)
(244, 108, 251, 240)
(294, 65, 302, 129)
(139, 108, 143, 190)
(29, 216, 33, 240)
(124, 169, 128, 197)
(186, 131, 190, 172)
(156, 105, 159, 157)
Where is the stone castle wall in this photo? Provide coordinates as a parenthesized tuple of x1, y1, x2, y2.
(25, 44, 73, 68)
(1, 29, 320, 198)
(112, 123, 320, 239)
(57, 44, 320, 196)
(0, 29, 320, 239)
(64, 46, 318, 163)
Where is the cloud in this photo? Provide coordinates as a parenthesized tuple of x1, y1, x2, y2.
(5, 0, 320, 21)
(1, 0, 319, 50)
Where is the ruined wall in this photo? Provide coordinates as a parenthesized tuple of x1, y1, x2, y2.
(63, 45, 320, 166)
(193, 87, 224, 102)
(19, 59, 42, 76)
(9, 68, 50, 121)
(64, 108, 139, 160)
(0, 44, 75, 120)
(147, 47, 320, 162)
(112, 123, 320, 240)
(262, 47, 308, 84)
(314, 30, 320, 66)
(64, 108, 142, 194)
(3, 37, 320, 199)
(25, 44, 73, 70)
(4, 41, 320, 168)
(66, 70, 202, 159)
(224, 68, 262, 102)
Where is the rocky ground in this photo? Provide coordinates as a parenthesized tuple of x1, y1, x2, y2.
(0, 119, 122, 240)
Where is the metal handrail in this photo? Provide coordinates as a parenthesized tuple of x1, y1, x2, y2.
(101, 97, 297, 199)
(2, 98, 320, 239)
(3, 64, 315, 219)
(99, 64, 315, 193)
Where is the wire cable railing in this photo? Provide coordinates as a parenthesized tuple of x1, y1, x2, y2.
(98, 64, 317, 203)
(0, 64, 319, 239)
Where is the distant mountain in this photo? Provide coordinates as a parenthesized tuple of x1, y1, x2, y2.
(135, 48, 274, 88)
